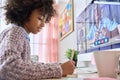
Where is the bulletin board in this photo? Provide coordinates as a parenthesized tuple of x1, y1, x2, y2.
(58, 0, 74, 40)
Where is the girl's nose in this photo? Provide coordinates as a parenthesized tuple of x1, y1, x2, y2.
(40, 21, 45, 28)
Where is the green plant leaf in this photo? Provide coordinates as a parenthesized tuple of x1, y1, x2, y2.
(65, 49, 79, 60)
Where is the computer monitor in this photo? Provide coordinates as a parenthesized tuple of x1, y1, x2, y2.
(76, 1, 120, 54)
(76, 1, 120, 68)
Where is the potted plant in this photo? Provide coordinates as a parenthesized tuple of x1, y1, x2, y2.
(65, 49, 79, 66)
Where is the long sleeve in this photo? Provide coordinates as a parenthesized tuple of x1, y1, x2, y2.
(0, 26, 62, 80)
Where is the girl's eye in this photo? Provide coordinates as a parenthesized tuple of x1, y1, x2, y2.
(38, 16, 44, 21)
(38, 17, 42, 21)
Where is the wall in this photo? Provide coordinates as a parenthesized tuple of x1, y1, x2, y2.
(58, 0, 92, 63)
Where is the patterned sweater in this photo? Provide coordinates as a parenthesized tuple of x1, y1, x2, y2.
(0, 26, 62, 80)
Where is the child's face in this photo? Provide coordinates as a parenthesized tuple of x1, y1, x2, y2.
(24, 9, 45, 34)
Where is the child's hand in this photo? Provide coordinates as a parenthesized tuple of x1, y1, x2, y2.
(61, 60, 75, 77)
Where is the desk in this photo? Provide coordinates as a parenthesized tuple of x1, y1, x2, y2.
(45, 74, 118, 80)
(45, 73, 97, 80)
(45, 67, 120, 80)
(45, 74, 117, 80)
(45, 68, 98, 80)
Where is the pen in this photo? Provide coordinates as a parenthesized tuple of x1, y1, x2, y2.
(70, 50, 75, 60)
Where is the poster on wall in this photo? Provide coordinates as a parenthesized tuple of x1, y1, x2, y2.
(58, 0, 74, 40)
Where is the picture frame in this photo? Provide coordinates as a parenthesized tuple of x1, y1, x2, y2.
(58, 0, 74, 40)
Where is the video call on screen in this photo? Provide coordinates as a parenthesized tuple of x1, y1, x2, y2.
(76, 1, 120, 53)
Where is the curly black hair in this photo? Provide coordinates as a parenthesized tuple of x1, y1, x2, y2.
(4, 0, 56, 27)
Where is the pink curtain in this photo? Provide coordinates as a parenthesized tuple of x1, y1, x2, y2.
(38, 17, 59, 63)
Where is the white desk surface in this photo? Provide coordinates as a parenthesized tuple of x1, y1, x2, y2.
(45, 67, 120, 80)
(44, 73, 97, 80)
(45, 67, 98, 80)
